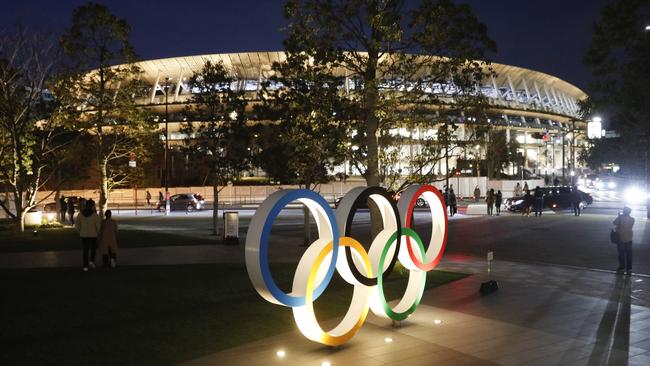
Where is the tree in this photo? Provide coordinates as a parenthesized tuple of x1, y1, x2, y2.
(0, 30, 78, 231)
(257, 51, 350, 244)
(182, 61, 252, 237)
(584, 0, 650, 188)
(283, 0, 495, 187)
(61, 3, 154, 216)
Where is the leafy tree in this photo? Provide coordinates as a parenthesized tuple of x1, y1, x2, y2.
(584, 0, 650, 187)
(182, 61, 252, 237)
(257, 51, 350, 244)
(283, 0, 495, 187)
(0, 30, 80, 231)
(60, 3, 154, 215)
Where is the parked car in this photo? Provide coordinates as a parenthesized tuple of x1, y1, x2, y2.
(333, 187, 430, 209)
(156, 193, 205, 212)
(43, 196, 82, 212)
(504, 186, 593, 212)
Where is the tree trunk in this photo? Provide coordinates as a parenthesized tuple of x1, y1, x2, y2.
(99, 161, 109, 216)
(364, 53, 380, 188)
(212, 183, 219, 236)
(18, 209, 26, 233)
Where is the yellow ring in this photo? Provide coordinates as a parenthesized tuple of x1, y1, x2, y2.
(293, 237, 373, 346)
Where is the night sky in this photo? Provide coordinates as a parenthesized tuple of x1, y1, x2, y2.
(3, 0, 608, 91)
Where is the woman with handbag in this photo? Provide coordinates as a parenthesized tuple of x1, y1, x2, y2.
(613, 206, 635, 275)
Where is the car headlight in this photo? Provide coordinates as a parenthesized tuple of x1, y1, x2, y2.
(512, 199, 523, 205)
(608, 182, 616, 189)
(624, 187, 647, 204)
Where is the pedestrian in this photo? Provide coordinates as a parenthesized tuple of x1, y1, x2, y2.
(67, 197, 76, 225)
(523, 182, 529, 194)
(571, 186, 582, 216)
(99, 210, 119, 268)
(158, 191, 164, 203)
(613, 207, 635, 275)
(522, 190, 533, 216)
(553, 176, 560, 186)
(78, 198, 86, 216)
(473, 185, 481, 203)
(533, 186, 544, 216)
(513, 182, 522, 197)
(146, 190, 152, 207)
(486, 188, 495, 216)
(448, 188, 457, 217)
(75, 200, 102, 271)
(88, 198, 96, 213)
(59, 195, 67, 224)
(495, 190, 503, 216)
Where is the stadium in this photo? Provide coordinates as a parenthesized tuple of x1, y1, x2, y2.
(119, 52, 589, 186)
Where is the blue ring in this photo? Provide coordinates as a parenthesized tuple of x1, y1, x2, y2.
(260, 189, 339, 307)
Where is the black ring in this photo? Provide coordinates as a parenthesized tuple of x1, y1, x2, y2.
(338, 186, 402, 287)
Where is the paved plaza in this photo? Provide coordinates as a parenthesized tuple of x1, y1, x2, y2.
(2, 205, 649, 365)
(182, 255, 650, 366)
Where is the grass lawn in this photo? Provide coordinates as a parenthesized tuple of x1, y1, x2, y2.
(0, 264, 468, 365)
(0, 227, 219, 253)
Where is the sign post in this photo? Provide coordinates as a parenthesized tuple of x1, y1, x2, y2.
(480, 250, 499, 294)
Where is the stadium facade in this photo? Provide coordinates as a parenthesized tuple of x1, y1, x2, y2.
(123, 52, 589, 184)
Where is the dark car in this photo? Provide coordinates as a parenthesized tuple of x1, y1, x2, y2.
(504, 187, 593, 212)
(44, 196, 82, 212)
(156, 193, 205, 212)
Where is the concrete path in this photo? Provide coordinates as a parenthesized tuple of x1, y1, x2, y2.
(181, 255, 650, 366)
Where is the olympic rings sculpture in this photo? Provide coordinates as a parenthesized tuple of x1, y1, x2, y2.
(245, 184, 448, 346)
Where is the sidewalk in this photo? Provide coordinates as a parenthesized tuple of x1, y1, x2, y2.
(3, 244, 650, 365)
(179, 255, 650, 366)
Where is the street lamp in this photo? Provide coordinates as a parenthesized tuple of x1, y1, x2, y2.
(163, 77, 172, 215)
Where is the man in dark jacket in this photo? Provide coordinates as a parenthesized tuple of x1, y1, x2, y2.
(533, 186, 544, 216)
(571, 186, 582, 216)
(59, 196, 67, 223)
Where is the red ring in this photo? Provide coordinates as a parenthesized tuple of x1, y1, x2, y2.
(403, 185, 448, 271)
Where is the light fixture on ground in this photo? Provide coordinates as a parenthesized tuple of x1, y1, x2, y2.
(434, 319, 443, 325)
(384, 337, 393, 343)
(321, 362, 331, 366)
(276, 350, 286, 358)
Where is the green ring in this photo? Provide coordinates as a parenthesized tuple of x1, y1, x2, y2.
(377, 228, 427, 321)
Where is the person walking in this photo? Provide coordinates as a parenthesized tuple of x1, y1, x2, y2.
(513, 183, 522, 197)
(473, 186, 481, 203)
(486, 189, 495, 216)
(448, 188, 457, 217)
(75, 200, 102, 271)
(523, 182, 529, 194)
(522, 190, 533, 216)
(59, 195, 67, 224)
(571, 186, 582, 216)
(495, 190, 503, 216)
(146, 190, 152, 207)
(613, 207, 635, 275)
(533, 186, 544, 216)
(553, 176, 560, 186)
(67, 197, 76, 225)
(99, 210, 119, 268)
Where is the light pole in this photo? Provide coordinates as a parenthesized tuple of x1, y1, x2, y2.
(163, 77, 171, 215)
